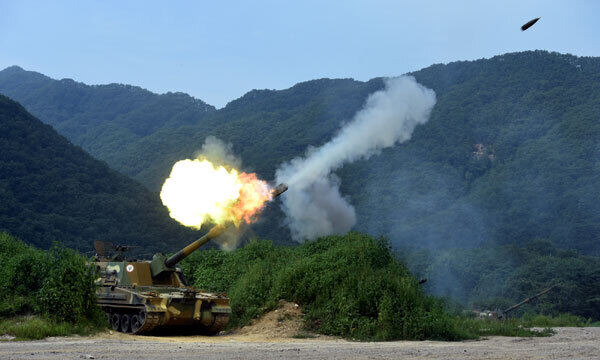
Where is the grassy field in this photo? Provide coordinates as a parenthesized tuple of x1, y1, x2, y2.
(0, 316, 102, 340)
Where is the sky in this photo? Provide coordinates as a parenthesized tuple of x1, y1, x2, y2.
(1, 1, 599, 108)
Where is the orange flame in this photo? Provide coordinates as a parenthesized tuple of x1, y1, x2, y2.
(160, 158, 273, 229)
(229, 172, 273, 225)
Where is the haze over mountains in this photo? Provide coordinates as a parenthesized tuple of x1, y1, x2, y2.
(1, 50, 600, 256)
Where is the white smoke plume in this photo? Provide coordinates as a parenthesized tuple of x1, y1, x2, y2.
(275, 76, 436, 241)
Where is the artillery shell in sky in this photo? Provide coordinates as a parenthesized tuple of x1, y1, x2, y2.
(521, 17, 540, 31)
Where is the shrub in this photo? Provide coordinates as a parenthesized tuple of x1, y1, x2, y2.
(38, 247, 101, 323)
(0, 233, 50, 316)
(184, 232, 467, 340)
(0, 232, 103, 326)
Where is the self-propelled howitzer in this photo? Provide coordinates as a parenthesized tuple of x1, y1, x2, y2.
(93, 183, 288, 335)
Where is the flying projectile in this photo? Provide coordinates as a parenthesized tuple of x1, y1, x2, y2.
(271, 183, 288, 198)
(521, 17, 540, 31)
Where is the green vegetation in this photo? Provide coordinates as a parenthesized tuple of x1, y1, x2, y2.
(520, 313, 600, 327)
(0, 233, 104, 339)
(0, 65, 215, 173)
(0, 95, 195, 252)
(182, 232, 556, 341)
(2, 51, 600, 321)
(404, 240, 600, 320)
(3, 51, 600, 254)
(450, 313, 600, 338)
(0, 231, 579, 341)
(0, 316, 100, 341)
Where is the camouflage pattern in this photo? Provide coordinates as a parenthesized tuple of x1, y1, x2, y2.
(94, 235, 231, 335)
(93, 183, 287, 335)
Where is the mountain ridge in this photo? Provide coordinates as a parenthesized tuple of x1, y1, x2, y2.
(2, 50, 600, 255)
(0, 65, 216, 170)
(0, 94, 196, 251)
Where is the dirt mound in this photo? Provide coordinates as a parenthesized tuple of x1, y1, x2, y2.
(94, 300, 328, 342)
(233, 300, 307, 339)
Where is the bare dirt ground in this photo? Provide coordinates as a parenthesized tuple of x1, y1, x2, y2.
(1, 305, 599, 359)
(1, 327, 599, 359)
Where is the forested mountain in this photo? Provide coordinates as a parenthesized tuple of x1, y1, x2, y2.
(2, 51, 599, 315)
(349, 51, 600, 255)
(4, 51, 598, 255)
(0, 95, 196, 252)
(0, 66, 215, 172)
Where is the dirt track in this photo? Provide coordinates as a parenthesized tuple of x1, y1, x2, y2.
(1, 327, 599, 360)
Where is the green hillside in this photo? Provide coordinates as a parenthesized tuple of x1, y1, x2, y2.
(2, 51, 600, 255)
(0, 95, 195, 251)
(347, 51, 600, 255)
(132, 51, 600, 256)
(1, 51, 599, 316)
(0, 66, 215, 173)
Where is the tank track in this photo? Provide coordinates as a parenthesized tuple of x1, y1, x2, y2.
(106, 309, 229, 335)
(107, 308, 164, 335)
(134, 311, 164, 334)
(202, 314, 230, 335)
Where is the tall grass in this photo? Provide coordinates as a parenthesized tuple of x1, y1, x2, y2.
(0, 316, 101, 340)
(521, 313, 600, 327)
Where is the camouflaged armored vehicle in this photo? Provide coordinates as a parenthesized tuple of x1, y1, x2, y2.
(93, 225, 231, 335)
(93, 183, 288, 335)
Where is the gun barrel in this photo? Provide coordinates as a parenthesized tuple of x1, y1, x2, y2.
(164, 183, 288, 267)
(271, 183, 288, 198)
(502, 285, 556, 315)
(165, 224, 225, 267)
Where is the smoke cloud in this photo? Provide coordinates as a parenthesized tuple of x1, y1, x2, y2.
(195, 136, 242, 169)
(276, 76, 436, 241)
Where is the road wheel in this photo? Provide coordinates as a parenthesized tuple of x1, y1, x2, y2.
(131, 314, 144, 334)
(121, 313, 131, 333)
(202, 314, 230, 335)
(110, 313, 121, 331)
